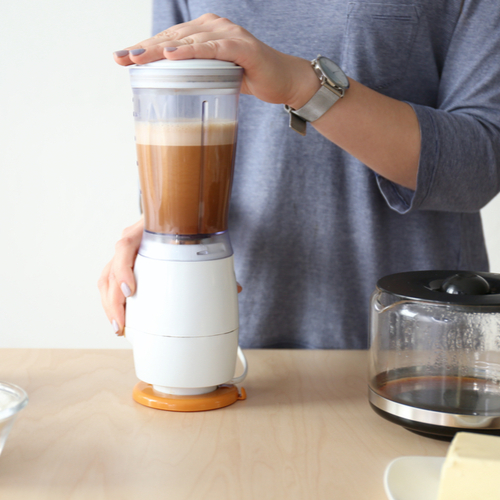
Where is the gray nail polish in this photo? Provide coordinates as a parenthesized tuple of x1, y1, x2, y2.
(112, 319, 120, 334)
(165, 47, 178, 52)
(130, 48, 146, 56)
(114, 50, 129, 57)
(121, 282, 132, 298)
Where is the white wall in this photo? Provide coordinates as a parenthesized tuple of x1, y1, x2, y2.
(1, 2, 499, 348)
(483, 200, 500, 273)
(0, 1, 152, 348)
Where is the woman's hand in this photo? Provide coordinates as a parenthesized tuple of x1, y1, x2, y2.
(98, 218, 143, 336)
(98, 217, 242, 336)
(113, 13, 319, 111)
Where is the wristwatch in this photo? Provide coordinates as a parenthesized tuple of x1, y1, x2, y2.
(285, 55, 349, 136)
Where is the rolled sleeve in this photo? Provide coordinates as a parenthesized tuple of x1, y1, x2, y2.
(377, 103, 438, 213)
(377, 1, 500, 214)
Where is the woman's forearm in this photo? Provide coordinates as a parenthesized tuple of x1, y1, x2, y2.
(286, 61, 420, 190)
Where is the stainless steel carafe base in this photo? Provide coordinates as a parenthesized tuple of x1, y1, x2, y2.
(369, 387, 500, 438)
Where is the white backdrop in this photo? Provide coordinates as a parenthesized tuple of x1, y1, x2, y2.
(1, 2, 499, 348)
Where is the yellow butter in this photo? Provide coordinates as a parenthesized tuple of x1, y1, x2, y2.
(437, 432, 500, 500)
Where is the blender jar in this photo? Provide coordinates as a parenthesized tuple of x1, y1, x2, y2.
(369, 271, 500, 437)
(129, 59, 242, 260)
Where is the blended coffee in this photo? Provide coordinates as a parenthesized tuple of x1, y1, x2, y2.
(136, 120, 237, 235)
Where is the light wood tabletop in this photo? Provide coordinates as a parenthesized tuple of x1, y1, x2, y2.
(0, 349, 449, 500)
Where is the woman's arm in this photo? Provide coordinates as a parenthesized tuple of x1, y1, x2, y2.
(114, 13, 420, 189)
(301, 77, 421, 190)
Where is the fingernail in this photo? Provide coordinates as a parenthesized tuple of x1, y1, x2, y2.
(112, 319, 120, 334)
(130, 48, 146, 56)
(114, 50, 129, 57)
(121, 282, 132, 298)
(165, 47, 178, 52)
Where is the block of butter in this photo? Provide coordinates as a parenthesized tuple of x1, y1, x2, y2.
(437, 432, 500, 500)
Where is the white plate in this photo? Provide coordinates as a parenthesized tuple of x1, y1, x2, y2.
(384, 456, 445, 500)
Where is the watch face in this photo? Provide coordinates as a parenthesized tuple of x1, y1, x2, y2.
(318, 57, 349, 89)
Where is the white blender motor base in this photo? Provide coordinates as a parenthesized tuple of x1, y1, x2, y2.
(125, 254, 247, 395)
(125, 326, 239, 393)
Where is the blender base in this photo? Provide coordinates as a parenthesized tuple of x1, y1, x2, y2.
(133, 382, 246, 412)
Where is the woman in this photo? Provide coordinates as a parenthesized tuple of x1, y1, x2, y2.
(99, 2, 500, 349)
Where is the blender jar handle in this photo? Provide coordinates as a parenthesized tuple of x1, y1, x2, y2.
(229, 347, 248, 385)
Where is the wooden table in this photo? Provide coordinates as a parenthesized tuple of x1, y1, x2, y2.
(0, 350, 449, 499)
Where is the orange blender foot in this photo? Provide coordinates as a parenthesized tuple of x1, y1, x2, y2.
(132, 382, 247, 412)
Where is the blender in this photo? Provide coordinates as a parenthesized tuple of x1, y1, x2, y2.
(124, 59, 248, 411)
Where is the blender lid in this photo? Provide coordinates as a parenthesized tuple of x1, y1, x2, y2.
(129, 59, 243, 89)
(377, 270, 500, 306)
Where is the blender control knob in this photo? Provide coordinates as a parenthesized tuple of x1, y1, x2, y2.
(440, 272, 491, 295)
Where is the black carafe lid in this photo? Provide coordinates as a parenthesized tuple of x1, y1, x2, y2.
(377, 271, 500, 306)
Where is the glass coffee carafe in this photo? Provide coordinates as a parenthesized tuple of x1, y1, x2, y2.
(369, 271, 500, 437)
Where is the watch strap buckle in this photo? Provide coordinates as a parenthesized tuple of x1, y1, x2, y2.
(285, 105, 307, 136)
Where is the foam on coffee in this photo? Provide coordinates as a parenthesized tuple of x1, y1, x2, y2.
(135, 120, 237, 146)
(135, 120, 237, 236)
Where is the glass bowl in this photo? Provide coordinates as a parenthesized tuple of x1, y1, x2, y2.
(0, 382, 28, 456)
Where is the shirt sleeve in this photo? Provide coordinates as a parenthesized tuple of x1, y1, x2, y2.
(377, 1, 500, 214)
(152, 0, 190, 35)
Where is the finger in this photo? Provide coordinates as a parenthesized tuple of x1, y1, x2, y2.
(237, 282, 243, 294)
(124, 21, 236, 65)
(148, 13, 222, 44)
(163, 37, 248, 66)
(98, 261, 122, 336)
(113, 13, 223, 66)
(162, 26, 244, 49)
(121, 35, 215, 66)
(162, 18, 254, 64)
(113, 221, 143, 297)
(112, 240, 139, 298)
(146, 13, 222, 46)
(115, 43, 167, 66)
(153, 15, 231, 45)
(107, 276, 126, 336)
(98, 219, 143, 336)
(112, 29, 182, 66)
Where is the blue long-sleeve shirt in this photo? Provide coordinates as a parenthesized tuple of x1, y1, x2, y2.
(151, 0, 500, 348)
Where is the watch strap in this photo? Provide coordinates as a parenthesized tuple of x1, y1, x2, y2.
(285, 83, 342, 136)
(291, 85, 341, 123)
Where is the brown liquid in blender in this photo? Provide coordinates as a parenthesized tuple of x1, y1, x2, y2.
(376, 374, 500, 415)
(136, 121, 236, 235)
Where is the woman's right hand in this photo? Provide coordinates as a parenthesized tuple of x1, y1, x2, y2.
(112, 13, 319, 112)
(98, 218, 143, 336)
